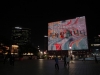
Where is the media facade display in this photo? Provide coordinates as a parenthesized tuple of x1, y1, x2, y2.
(48, 16, 88, 50)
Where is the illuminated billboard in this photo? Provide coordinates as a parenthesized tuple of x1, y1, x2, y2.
(48, 16, 88, 50)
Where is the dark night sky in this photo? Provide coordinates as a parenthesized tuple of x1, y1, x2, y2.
(0, 1, 100, 49)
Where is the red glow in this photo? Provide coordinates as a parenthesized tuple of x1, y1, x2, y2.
(54, 43, 62, 50)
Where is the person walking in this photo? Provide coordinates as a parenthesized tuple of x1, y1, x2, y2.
(64, 55, 66, 67)
(12, 54, 15, 66)
(9, 54, 13, 65)
(55, 55, 59, 70)
(66, 55, 70, 68)
(70, 55, 73, 63)
(83, 55, 85, 63)
(95, 55, 98, 63)
(3, 55, 7, 64)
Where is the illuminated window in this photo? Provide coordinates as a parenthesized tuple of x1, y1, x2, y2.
(91, 44, 93, 46)
(94, 44, 100, 46)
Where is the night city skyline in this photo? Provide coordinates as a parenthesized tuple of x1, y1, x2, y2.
(1, 2, 100, 75)
(0, 1, 100, 49)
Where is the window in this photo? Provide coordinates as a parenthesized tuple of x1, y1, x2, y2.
(93, 44, 100, 46)
(91, 44, 93, 46)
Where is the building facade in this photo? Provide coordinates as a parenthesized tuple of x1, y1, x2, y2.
(90, 36, 100, 56)
(11, 27, 31, 45)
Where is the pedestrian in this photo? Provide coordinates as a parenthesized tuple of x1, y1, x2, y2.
(9, 54, 12, 65)
(64, 55, 66, 67)
(66, 55, 70, 68)
(3, 55, 7, 64)
(95, 55, 98, 63)
(83, 55, 85, 63)
(12, 54, 15, 66)
(70, 55, 73, 63)
(55, 55, 59, 70)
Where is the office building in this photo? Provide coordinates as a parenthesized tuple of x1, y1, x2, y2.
(11, 27, 31, 45)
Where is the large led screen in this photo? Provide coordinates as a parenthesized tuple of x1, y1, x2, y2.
(48, 16, 88, 50)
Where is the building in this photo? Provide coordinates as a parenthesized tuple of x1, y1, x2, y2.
(10, 27, 32, 54)
(90, 35, 100, 56)
(11, 27, 31, 45)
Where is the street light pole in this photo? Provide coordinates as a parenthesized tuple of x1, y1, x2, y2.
(69, 47, 72, 56)
(44, 35, 48, 59)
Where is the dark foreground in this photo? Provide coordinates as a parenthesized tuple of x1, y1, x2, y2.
(0, 59, 100, 75)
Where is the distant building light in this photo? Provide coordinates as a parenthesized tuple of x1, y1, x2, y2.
(1, 43, 3, 46)
(27, 52, 31, 55)
(12, 45, 18, 47)
(98, 35, 100, 37)
(44, 35, 48, 37)
(40, 51, 43, 54)
(15, 27, 22, 29)
(44, 51, 46, 54)
(93, 44, 100, 46)
(96, 49, 99, 50)
(91, 44, 93, 46)
(31, 53, 33, 55)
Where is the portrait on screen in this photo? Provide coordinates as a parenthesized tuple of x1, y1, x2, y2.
(48, 16, 88, 50)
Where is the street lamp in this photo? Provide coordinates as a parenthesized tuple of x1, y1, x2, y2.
(44, 35, 48, 59)
(39, 51, 43, 58)
(69, 47, 72, 49)
(44, 35, 48, 50)
(69, 47, 72, 56)
(38, 46, 40, 50)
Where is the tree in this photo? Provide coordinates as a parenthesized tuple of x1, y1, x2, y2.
(32, 47, 38, 56)
(24, 44, 38, 56)
(18, 44, 38, 56)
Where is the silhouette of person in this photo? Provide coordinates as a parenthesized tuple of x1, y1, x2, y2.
(66, 55, 70, 68)
(55, 55, 59, 70)
(64, 55, 66, 67)
(12, 54, 15, 66)
(95, 55, 98, 63)
(3, 55, 7, 64)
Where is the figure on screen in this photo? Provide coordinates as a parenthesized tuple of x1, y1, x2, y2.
(66, 30, 72, 38)
(48, 16, 88, 50)
(56, 33, 59, 38)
